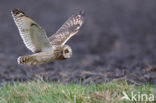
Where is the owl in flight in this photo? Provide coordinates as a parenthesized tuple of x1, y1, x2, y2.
(11, 9, 84, 66)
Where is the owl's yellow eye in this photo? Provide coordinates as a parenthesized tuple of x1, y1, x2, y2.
(64, 49, 69, 53)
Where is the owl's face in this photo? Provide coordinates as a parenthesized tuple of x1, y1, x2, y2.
(62, 45, 72, 59)
(53, 45, 72, 60)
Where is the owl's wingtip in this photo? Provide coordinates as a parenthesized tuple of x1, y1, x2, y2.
(11, 8, 26, 16)
(78, 10, 85, 17)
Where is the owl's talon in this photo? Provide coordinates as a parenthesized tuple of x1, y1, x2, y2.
(31, 60, 38, 66)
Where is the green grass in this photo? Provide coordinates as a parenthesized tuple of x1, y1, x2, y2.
(0, 80, 155, 103)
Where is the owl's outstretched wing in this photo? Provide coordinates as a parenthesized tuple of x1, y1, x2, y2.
(49, 10, 85, 45)
(11, 9, 52, 53)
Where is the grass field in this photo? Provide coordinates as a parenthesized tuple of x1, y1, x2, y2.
(0, 80, 155, 103)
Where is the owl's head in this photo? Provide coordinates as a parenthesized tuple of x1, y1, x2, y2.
(62, 45, 72, 59)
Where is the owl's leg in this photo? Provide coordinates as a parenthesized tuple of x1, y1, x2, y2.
(31, 60, 38, 66)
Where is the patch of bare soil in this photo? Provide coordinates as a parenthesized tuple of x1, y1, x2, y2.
(0, 0, 156, 84)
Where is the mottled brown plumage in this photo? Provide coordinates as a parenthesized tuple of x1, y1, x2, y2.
(11, 9, 84, 66)
(49, 10, 85, 45)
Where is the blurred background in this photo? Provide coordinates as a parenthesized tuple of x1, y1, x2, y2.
(0, 0, 156, 84)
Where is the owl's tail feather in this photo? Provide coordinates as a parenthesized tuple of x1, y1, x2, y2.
(17, 56, 38, 66)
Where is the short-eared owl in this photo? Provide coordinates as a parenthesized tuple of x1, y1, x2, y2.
(11, 9, 85, 66)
